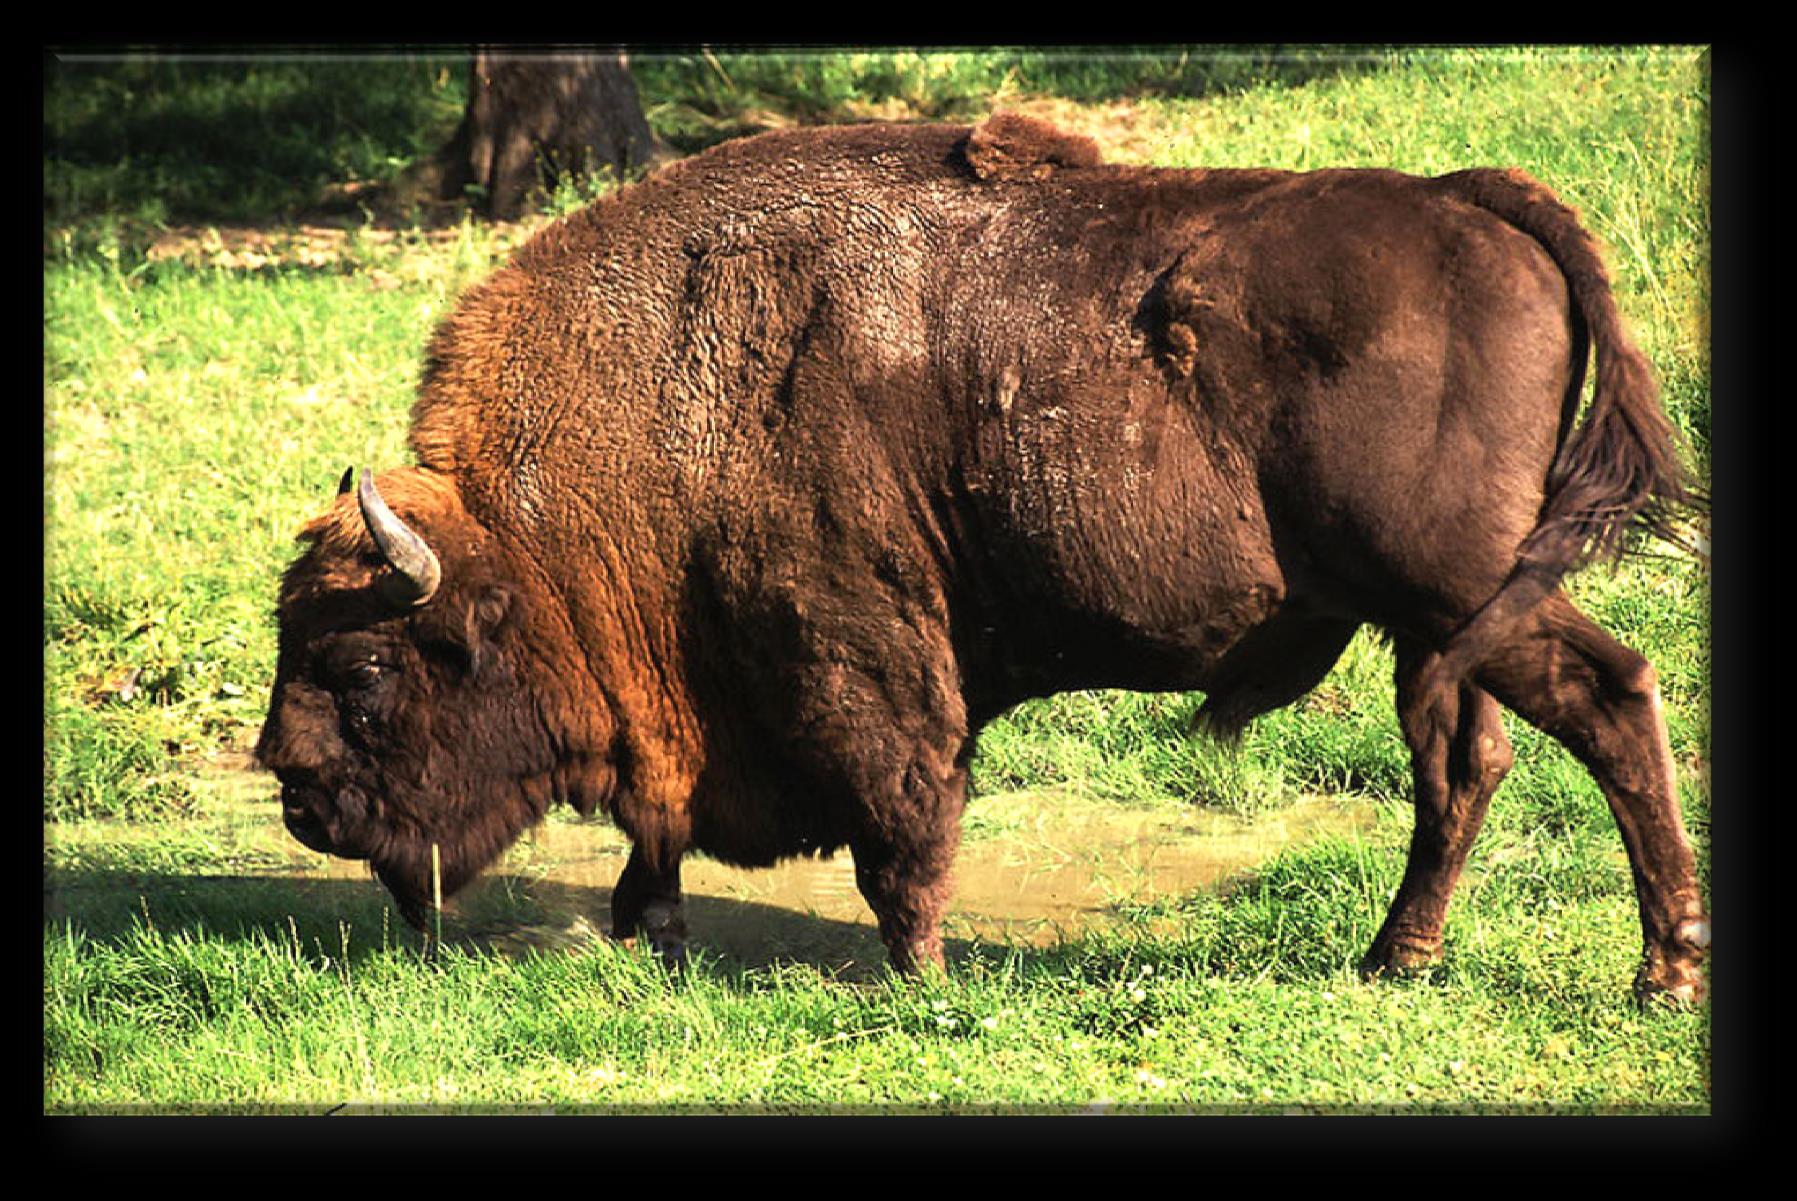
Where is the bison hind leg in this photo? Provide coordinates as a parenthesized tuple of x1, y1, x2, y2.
(1361, 639, 1512, 980)
(1471, 592, 1708, 1005)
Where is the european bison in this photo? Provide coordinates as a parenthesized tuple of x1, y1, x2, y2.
(257, 114, 1708, 1002)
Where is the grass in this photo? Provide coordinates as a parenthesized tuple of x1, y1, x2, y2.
(44, 46, 1710, 1113)
(45, 909, 1707, 1112)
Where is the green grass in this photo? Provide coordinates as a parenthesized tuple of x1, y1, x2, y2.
(44, 46, 1710, 1112)
(44, 855, 1708, 1111)
(628, 46, 1374, 151)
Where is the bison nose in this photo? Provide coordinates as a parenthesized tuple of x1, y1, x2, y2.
(279, 779, 337, 853)
(253, 707, 287, 765)
(283, 801, 335, 854)
(255, 728, 294, 778)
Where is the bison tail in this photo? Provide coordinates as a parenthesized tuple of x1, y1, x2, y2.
(1417, 169, 1703, 688)
(1439, 167, 1700, 573)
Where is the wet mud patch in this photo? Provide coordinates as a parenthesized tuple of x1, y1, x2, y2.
(446, 790, 1376, 976)
(47, 754, 1375, 978)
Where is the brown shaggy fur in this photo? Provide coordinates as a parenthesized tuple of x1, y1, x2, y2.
(259, 116, 1707, 999)
(962, 111, 1103, 180)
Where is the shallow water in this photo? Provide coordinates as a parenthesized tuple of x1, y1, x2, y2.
(51, 748, 1375, 975)
(448, 790, 1376, 972)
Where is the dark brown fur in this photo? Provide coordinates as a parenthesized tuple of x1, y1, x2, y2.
(258, 117, 1707, 999)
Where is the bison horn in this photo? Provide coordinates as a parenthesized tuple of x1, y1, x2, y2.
(356, 468, 442, 607)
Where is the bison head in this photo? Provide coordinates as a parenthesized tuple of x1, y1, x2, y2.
(256, 467, 610, 928)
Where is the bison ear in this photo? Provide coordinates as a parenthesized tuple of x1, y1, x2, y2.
(1153, 252, 1214, 379)
(419, 584, 512, 678)
(468, 585, 511, 641)
(457, 585, 512, 677)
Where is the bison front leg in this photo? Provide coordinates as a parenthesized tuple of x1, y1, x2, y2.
(849, 756, 969, 975)
(611, 843, 688, 968)
(1363, 642, 1512, 979)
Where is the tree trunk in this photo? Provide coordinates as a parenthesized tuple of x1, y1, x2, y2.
(439, 48, 665, 220)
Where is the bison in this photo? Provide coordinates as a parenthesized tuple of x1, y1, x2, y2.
(257, 114, 1709, 1002)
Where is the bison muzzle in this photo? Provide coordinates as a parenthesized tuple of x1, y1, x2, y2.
(257, 114, 1708, 1002)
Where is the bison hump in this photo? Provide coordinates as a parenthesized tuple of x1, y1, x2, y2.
(959, 112, 1102, 182)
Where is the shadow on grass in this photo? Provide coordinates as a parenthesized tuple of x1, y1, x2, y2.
(43, 848, 1387, 991)
(44, 55, 464, 227)
(45, 865, 957, 980)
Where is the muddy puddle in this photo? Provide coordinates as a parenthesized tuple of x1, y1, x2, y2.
(52, 751, 1376, 976)
(411, 790, 1371, 973)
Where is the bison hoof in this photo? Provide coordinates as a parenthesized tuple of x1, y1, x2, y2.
(1633, 920, 1709, 1008)
(613, 932, 689, 969)
(1633, 964, 1706, 1007)
(1359, 935, 1444, 980)
(648, 933, 689, 970)
(611, 899, 689, 969)
(641, 900, 688, 970)
(884, 934, 947, 977)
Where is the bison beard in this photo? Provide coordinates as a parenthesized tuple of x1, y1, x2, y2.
(257, 114, 1708, 1004)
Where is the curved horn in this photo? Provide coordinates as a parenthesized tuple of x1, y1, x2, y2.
(356, 468, 442, 607)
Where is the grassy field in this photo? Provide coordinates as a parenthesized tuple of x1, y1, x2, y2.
(44, 46, 1711, 1114)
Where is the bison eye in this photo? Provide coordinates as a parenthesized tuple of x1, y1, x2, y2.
(343, 657, 387, 690)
